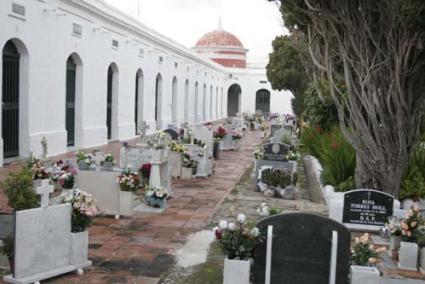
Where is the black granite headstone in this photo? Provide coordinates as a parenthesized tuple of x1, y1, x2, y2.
(163, 129, 179, 140)
(253, 213, 351, 284)
(263, 143, 289, 161)
(343, 189, 394, 227)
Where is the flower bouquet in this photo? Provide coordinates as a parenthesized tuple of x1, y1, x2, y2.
(401, 206, 422, 242)
(253, 149, 264, 160)
(351, 233, 386, 266)
(63, 189, 98, 233)
(231, 130, 242, 141)
(145, 186, 168, 208)
(169, 141, 185, 153)
(256, 202, 281, 217)
(213, 214, 263, 260)
(214, 126, 227, 140)
(30, 158, 50, 180)
(117, 170, 140, 191)
(139, 163, 152, 180)
(100, 153, 115, 170)
(76, 150, 95, 170)
(58, 171, 77, 190)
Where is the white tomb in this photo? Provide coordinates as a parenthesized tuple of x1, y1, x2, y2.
(184, 144, 212, 178)
(3, 182, 91, 284)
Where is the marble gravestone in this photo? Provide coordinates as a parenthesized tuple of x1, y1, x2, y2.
(270, 124, 282, 137)
(342, 189, 394, 231)
(263, 142, 290, 161)
(273, 128, 291, 143)
(253, 213, 351, 284)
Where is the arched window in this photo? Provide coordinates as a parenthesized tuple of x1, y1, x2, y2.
(203, 83, 207, 121)
(184, 79, 189, 122)
(194, 82, 199, 123)
(171, 76, 178, 125)
(215, 87, 219, 120)
(227, 84, 241, 117)
(155, 73, 163, 130)
(106, 63, 119, 140)
(135, 69, 144, 134)
(66, 56, 76, 146)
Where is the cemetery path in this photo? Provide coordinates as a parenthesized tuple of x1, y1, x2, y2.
(31, 129, 265, 284)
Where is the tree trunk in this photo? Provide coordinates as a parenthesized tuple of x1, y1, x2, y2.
(354, 154, 373, 189)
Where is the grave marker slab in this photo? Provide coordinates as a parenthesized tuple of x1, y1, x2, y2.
(263, 142, 289, 161)
(343, 189, 394, 231)
(253, 213, 351, 284)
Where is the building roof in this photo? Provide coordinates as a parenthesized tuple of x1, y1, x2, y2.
(195, 30, 244, 48)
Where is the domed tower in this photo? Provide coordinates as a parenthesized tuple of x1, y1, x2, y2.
(194, 21, 248, 68)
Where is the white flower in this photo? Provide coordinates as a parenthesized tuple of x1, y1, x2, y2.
(213, 226, 220, 234)
(219, 220, 228, 229)
(251, 227, 260, 237)
(237, 214, 246, 224)
(228, 222, 236, 230)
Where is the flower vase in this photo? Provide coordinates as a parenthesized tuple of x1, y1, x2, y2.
(420, 247, 425, 274)
(145, 195, 166, 208)
(350, 265, 380, 284)
(69, 230, 89, 265)
(390, 235, 401, 252)
(119, 190, 135, 216)
(398, 241, 419, 271)
(223, 258, 250, 284)
(78, 161, 89, 171)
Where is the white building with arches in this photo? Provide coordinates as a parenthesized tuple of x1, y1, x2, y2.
(0, 0, 292, 165)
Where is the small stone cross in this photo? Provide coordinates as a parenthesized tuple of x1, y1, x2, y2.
(138, 121, 149, 140)
(93, 152, 103, 172)
(35, 179, 54, 208)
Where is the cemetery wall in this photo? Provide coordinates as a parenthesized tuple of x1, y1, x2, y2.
(0, 0, 291, 165)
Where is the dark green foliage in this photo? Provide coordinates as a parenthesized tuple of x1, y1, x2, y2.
(400, 142, 425, 200)
(0, 234, 14, 258)
(300, 127, 356, 191)
(71, 210, 92, 233)
(1, 168, 39, 211)
(261, 169, 292, 188)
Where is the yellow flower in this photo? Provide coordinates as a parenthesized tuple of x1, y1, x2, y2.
(368, 257, 377, 265)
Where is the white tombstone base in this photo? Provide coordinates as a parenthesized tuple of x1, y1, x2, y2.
(350, 265, 380, 284)
(398, 242, 419, 271)
(223, 258, 250, 284)
(3, 261, 91, 284)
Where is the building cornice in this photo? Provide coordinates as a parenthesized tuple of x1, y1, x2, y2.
(61, 0, 228, 73)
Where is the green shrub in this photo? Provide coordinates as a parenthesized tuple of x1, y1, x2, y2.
(261, 168, 292, 188)
(0, 234, 14, 258)
(1, 167, 39, 211)
(301, 126, 356, 191)
(400, 142, 425, 200)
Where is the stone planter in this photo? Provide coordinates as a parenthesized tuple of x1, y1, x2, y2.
(419, 247, 425, 274)
(145, 195, 167, 209)
(223, 258, 250, 284)
(101, 161, 114, 171)
(78, 161, 92, 171)
(119, 190, 135, 216)
(390, 235, 402, 252)
(350, 265, 380, 284)
(181, 167, 193, 179)
(398, 241, 419, 271)
(69, 231, 89, 265)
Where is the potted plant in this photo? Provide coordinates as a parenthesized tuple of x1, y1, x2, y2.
(144, 186, 168, 208)
(414, 225, 425, 273)
(350, 233, 385, 284)
(76, 151, 95, 171)
(62, 189, 97, 265)
(100, 153, 115, 171)
(213, 214, 263, 284)
(58, 170, 77, 197)
(182, 152, 197, 179)
(398, 206, 422, 271)
(116, 170, 140, 215)
(1, 168, 40, 273)
(139, 163, 152, 185)
(29, 158, 50, 187)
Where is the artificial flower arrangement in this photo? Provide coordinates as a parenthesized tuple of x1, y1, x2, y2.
(288, 151, 301, 161)
(387, 217, 402, 237)
(169, 141, 185, 153)
(400, 205, 422, 242)
(58, 171, 77, 189)
(182, 152, 198, 169)
(253, 149, 264, 160)
(76, 150, 95, 166)
(213, 214, 263, 260)
(145, 186, 168, 200)
(63, 188, 98, 233)
(231, 130, 242, 141)
(116, 169, 140, 192)
(139, 163, 152, 180)
(350, 233, 386, 266)
(48, 160, 65, 183)
(30, 158, 50, 180)
(256, 202, 282, 217)
(100, 153, 115, 166)
(214, 126, 227, 139)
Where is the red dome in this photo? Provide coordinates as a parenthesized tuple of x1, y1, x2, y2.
(196, 30, 244, 48)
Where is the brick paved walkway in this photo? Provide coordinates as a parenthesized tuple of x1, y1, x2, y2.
(0, 129, 264, 284)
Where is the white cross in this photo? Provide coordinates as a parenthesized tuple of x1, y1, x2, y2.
(138, 121, 149, 138)
(35, 179, 54, 208)
(93, 152, 104, 172)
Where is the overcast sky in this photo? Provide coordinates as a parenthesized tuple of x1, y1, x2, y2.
(104, 0, 288, 63)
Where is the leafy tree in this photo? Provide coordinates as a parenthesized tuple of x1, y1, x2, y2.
(273, 0, 425, 196)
